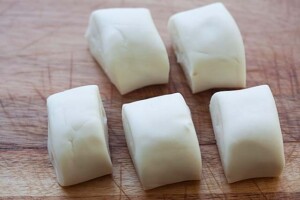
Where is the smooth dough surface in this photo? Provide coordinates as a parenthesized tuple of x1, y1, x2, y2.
(86, 8, 170, 95)
(209, 85, 285, 183)
(122, 93, 202, 190)
(168, 3, 246, 93)
(47, 85, 112, 186)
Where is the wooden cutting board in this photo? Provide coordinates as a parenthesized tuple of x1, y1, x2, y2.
(0, 0, 299, 199)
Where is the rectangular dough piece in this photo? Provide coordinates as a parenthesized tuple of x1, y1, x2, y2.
(168, 3, 246, 93)
(122, 93, 202, 190)
(86, 8, 170, 95)
(209, 85, 285, 183)
(47, 85, 112, 186)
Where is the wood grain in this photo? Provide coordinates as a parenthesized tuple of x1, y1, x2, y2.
(0, 0, 299, 199)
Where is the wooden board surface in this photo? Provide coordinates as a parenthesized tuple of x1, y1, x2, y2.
(0, 0, 299, 199)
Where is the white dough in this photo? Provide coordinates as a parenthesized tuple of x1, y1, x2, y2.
(122, 93, 202, 190)
(168, 3, 246, 93)
(85, 8, 170, 95)
(209, 85, 285, 183)
(47, 85, 112, 186)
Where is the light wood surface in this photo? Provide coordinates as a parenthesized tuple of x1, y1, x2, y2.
(0, 0, 299, 199)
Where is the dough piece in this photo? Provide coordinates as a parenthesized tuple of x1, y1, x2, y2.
(85, 8, 170, 95)
(122, 93, 202, 190)
(47, 85, 112, 186)
(168, 3, 246, 93)
(209, 85, 285, 183)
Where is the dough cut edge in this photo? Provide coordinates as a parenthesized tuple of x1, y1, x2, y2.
(95, 86, 111, 156)
(168, 18, 195, 93)
(47, 96, 67, 186)
(209, 93, 229, 182)
(121, 105, 136, 159)
(122, 105, 145, 187)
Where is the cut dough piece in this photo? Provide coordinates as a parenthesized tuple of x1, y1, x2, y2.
(168, 3, 246, 93)
(122, 93, 202, 190)
(86, 8, 170, 95)
(209, 85, 285, 183)
(47, 85, 112, 186)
